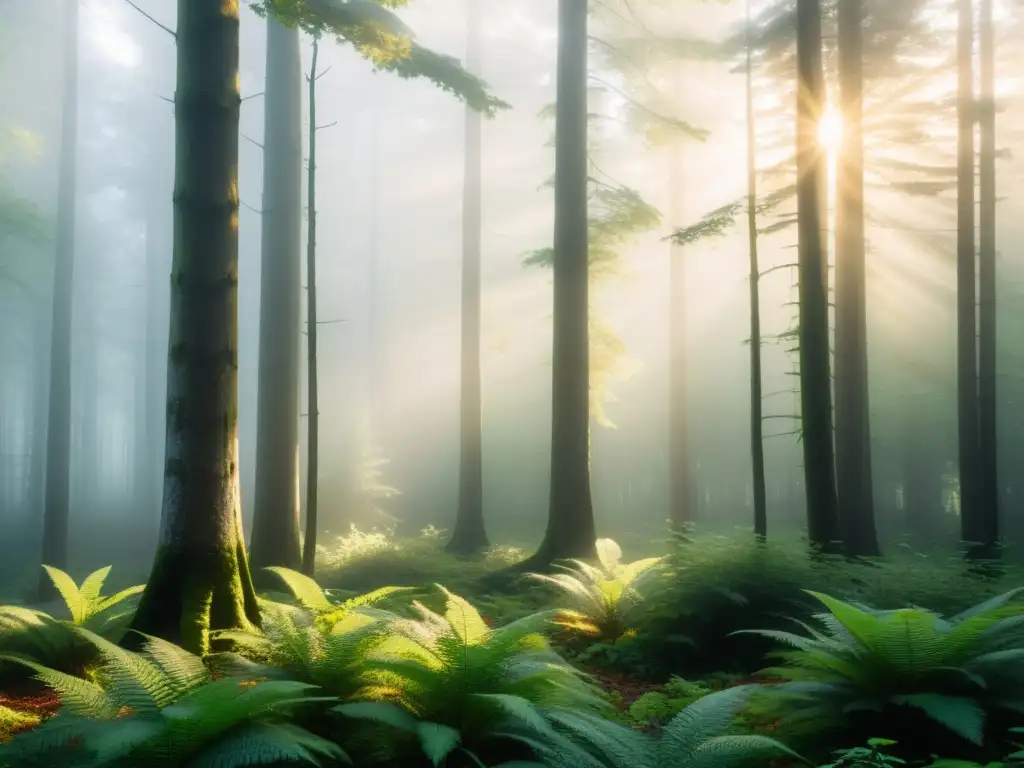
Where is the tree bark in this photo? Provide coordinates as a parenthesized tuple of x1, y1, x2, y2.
(956, 0, 982, 552)
(250, 16, 303, 578)
(129, 0, 260, 655)
(668, 100, 694, 532)
(38, 0, 79, 601)
(745, 0, 767, 541)
(834, 0, 879, 556)
(447, 0, 489, 555)
(301, 37, 321, 577)
(977, 0, 999, 554)
(795, 0, 841, 552)
(523, 0, 596, 568)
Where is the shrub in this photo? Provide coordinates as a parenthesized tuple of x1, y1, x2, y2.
(737, 589, 1024, 760)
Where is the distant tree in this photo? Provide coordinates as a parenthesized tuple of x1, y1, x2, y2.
(955, 0, 982, 553)
(302, 35, 323, 577)
(248, 0, 508, 571)
(446, 0, 489, 556)
(795, 0, 840, 551)
(976, 0, 999, 556)
(38, 0, 79, 601)
(249, 15, 304, 580)
(834, 0, 878, 556)
(744, 0, 767, 540)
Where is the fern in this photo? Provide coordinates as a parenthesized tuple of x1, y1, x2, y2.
(735, 590, 1024, 750)
(527, 539, 664, 642)
(0, 626, 341, 767)
(349, 584, 629, 767)
(0, 566, 143, 676)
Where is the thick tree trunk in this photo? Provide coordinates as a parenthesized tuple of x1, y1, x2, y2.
(745, 0, 767, 540)
(447, 0, 489, 555)
(38, 0, 79, 601)
(834, 0, 879, 556)
(129, 0, 260, 655)
(301, 38, 321, 577)
(524, 0, 596, 568)
(250, 16, 303, 578)
(956, 0, 982, 552)
(795, 0, 841, 552)
(977, 0, 999, 554)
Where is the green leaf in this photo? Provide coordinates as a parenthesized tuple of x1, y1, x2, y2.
(417, 721, 461, 766)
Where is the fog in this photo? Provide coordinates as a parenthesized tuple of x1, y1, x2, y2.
(4, 0, 1024, 582)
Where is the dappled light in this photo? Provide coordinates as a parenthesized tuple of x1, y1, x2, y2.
(2, 0, 1024, 765)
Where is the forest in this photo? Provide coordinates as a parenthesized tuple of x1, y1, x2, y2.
(1, 0, 1024, 765)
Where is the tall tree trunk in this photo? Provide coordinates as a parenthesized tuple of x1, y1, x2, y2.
(956, 0, 982, 552)
(746, 0, 767, 540)
(834, 0, 879, 556)
(301, 37, 321, 577)
(796, 0, 841, 552)
(250, 16, 303, 578)
(668, 114, 693, 531)
(447, 0, 489, 555)
(523, 0, 596, 568)
(143, 182, 170, 551)
(977, 0, 999, 554)
(38, 0, 79, 600)
(129, 0, 260, 654)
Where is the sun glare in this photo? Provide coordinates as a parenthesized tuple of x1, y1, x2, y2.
(818, 104, 843, 154)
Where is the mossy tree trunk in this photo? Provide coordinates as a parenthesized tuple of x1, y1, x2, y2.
(976, 0, 999, 556)
(38, 0, 79, 602)
(795, 0, 841, 552)
(745, 0, 767, 541)
(447, 0, 489, 556)
(129, 0, 260, 655)
(834, 0, 879, 556)
(523, 0, 596, 569)
(250, 15, 303, 579)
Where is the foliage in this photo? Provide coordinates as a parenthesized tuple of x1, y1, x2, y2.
(655, 684, 802, 768)
(527, 539, 664, 642)
(0, 706, 39, 744)
(738, 589, 1024, 757)
(619, 677, 714, 730)
(343, 585, 643, 767)
(0, 567, 143, 677)
(819, 739, 905, 768)
(617, 536, 1024, 681)
(0, 627, 341, 767)
(249, 0, 508, 116)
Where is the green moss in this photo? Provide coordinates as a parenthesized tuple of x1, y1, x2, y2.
(129, 538, 260, 656)
(0, 706, 40, 744)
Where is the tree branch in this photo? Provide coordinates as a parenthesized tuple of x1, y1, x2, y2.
(123, 0, 176, 38)
(315, 121, 338, 131)
(241, 133, 264, 150)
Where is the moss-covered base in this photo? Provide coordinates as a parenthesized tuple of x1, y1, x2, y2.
(126, 538, 260, 655)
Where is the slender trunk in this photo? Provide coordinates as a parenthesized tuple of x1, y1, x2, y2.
(129, 0, 260, 655)
(28, 304, 50, 526)
(251, 16, 303, 577)
(524, 0, 596, 568)
(796, 0, 841, 552)
(956, 0, 982, 551)
(834, 0, 879, 556)
(143, 184, 170, 551)
(746, 0, 767, 540)
(447, 0, 489, 555)
(38, 0, 79, 600)
(668, 100, 693, 531)
(977, 0, 999, 553)
(301, 38, 321, 577)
